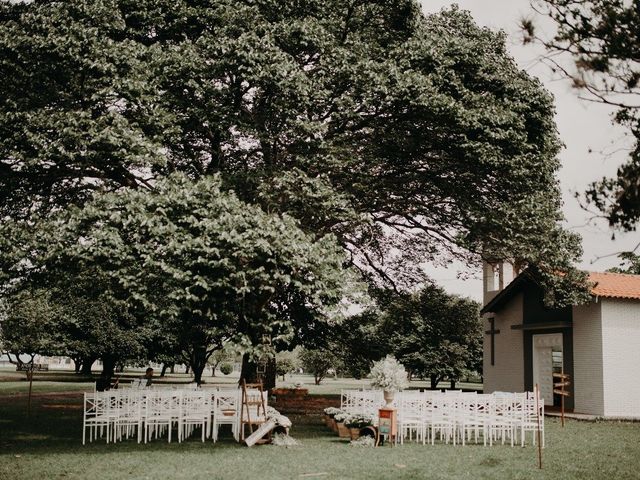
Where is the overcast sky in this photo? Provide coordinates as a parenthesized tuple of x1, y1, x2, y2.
(418, 1, 638, 301)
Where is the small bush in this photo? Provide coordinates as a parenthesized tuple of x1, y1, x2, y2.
(220, 363, 233, 375)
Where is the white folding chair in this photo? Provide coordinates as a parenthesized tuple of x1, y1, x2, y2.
(114, 391, 144, 443)
(178, 390, 210, 442)
(397, 392, 427, 444)
(520, 389, 544, 447)
(429, 393, 456, 445)
(83, 392, 111, 444)
(212, 389, 240, 442)
(488, 393, 516, 446)
(145, 390, 179, 443)
(456, 393, 489, 446)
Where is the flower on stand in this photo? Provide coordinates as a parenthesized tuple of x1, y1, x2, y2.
(369, 355, 409, 392)
(344, 414, 374, 429)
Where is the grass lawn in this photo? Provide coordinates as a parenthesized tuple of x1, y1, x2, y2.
(0, 367, 481, 396)
(1, 388, 639, 480)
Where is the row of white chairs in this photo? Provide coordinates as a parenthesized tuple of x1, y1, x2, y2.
(341, 389, 545, 447)
(83, 388, 264, 445)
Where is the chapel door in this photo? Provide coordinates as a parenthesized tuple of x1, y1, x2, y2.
(532, 333, 563, 406)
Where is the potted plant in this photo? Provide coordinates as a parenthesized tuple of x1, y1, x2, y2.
(370, 355, 409, 406)
(323, 407, 341, 430)
(334, 411, 350, 438)
(345, 414, 374, 440)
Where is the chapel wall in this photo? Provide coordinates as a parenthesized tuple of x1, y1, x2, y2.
(572, 301, 604, 416)
(483, 292, 524, 393)
(600, 298, 640, 418)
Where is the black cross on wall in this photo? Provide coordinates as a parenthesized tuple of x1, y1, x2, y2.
(485, 317, 500, 366)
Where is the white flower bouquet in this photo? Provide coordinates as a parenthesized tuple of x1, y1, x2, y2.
(369, 355, 408, 392)
(324, 407, 342, 417)
(334, 411, 349, 423)
(345, 414, 374, 429)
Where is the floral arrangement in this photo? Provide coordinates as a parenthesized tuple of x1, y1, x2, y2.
(350, 435, 375, 447)
(272, 433, 299, 447)
(324, 407, 342, 418)
(266, 406, 292, 428)
(369, 355, 409, 392)
(344, 414, 373, 429)
(334, 411, 349, 423)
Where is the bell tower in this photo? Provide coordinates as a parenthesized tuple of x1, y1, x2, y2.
(482, 259, 517, 306)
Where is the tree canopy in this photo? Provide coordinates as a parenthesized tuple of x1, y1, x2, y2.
(20, 174, 350, 383)
(0, 1, 593, 381)
(306, 284, 482, 387)
(376, 285, 482, 389)
(525, 0, 640, 230)
(1, 0, 585, 296)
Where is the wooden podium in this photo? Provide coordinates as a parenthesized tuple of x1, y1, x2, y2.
(378, 407, 397, 445)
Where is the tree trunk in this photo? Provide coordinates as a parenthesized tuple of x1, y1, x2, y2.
(190, 352, 207, 386)
(101, 356, 117, 382)
(240, 354, 257, 385)
(71, 356, 82, 374)
(450, 379, 456, 390)
(185, 365, 190, 374)
(170, 364, 175, 374)
(239, 354, 276, 391)
(430, 375, 440, 390)
(160, 363, 169, 377)
(80, 356, 96, 375)
(265, 357, 276, 390)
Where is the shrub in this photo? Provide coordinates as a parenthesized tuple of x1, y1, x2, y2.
(220, 363, 233, 375)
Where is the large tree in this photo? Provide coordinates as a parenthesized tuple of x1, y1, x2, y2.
(35, 174, 350, 384)
(1, 0, 586, 299)
(524, 0, 640, 230)
(378, 284, 482, 390)
(0, 290, 62, 369)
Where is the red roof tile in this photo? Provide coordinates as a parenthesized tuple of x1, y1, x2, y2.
(588, 271, 640, 300)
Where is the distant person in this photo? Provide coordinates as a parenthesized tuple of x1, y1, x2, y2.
(142, 367, 154, 387)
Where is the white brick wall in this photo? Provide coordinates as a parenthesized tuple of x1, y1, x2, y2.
(600, 299, 640, 418)
(483, 293, 524, 393)
(572, 301, 604, 416)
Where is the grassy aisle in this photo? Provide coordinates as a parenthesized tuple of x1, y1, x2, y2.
(0, 392, 639, 480)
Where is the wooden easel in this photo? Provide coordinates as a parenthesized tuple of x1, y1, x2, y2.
(240, 379, 270, 444)
(553, 370, 571, 427)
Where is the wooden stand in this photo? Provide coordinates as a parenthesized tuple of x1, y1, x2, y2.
(240, 380, 270, 445)
(378, 408, 397, 446)
(553, 371, 571, 428)
(26, 364, 34, 418)
(535, 383, 542, 470)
